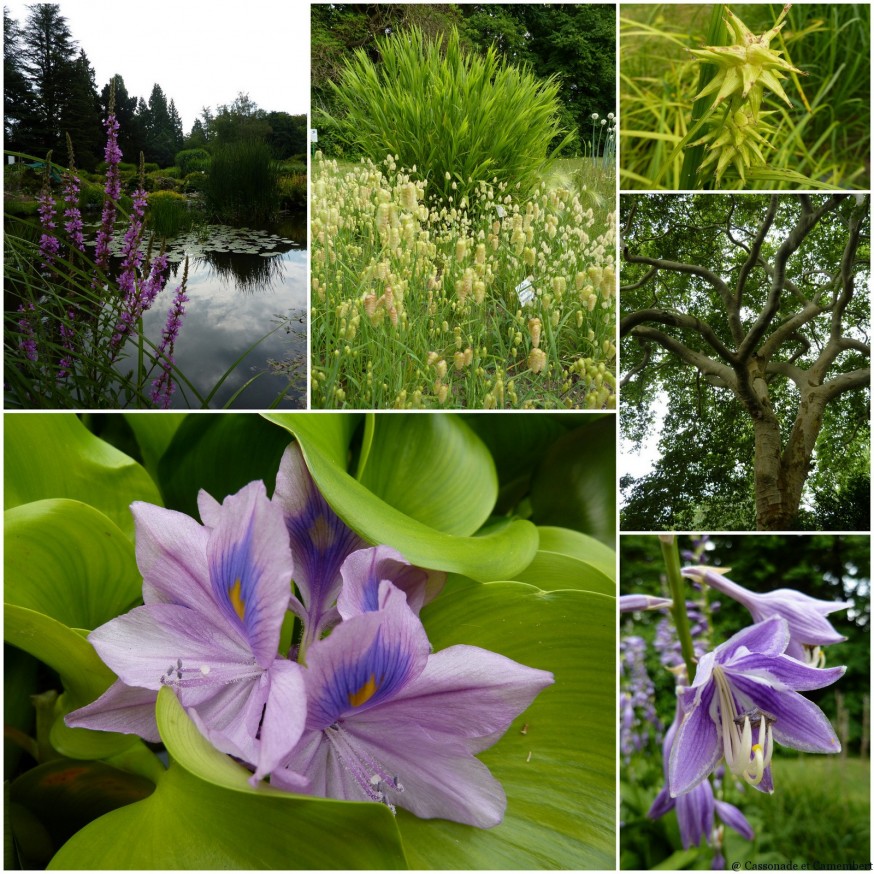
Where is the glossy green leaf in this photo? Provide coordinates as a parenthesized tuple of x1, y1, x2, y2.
(3, 604, 136, 761)
(122, 413, 187, 482)
(4, 415, 162, 539)
(356, 415, 497, 536)
(5, 500, 141, 630)
(263, 414, 538, 581)
(156, 414, 299, 516)
(263, 411, 361, 470)
(538, 526, 616, 580)
(530, 416, 616, 547)
(49, 690, 408, 870)
(515, 526, 616, 594)
(401, 583, 615, 868)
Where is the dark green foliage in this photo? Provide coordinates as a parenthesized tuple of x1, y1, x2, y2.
(174, 148, 211, 176)
(205, 140, 279, 224)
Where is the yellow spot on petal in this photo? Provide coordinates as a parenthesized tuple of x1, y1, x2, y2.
(309, 514, 334, 549)
(348, 674, 379, 708)
(229, 578, 246, 620)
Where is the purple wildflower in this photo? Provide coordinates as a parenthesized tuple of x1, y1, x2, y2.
(62, 134, 85, 253)
(669, 616, 845, 797)
(37, 163, 60, 275)
(94, 105, 122, 271)
(150, 258, 189, 409)
(57, 310, 76, 380)
(17, 302, 38, 362)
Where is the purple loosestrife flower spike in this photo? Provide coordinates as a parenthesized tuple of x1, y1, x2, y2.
(682, 565, 849, 663)
(65, 481, 305, 780)
(649, 698, 753, 852)
(151, 257, 189, 409)
(267, 581, 553, 827)
(17, 303, 38, 363)
(63, 134, 85, 253)
(37, 155, 60, 275)
(269, 443, 444, 650)
(94, 83, 122, 272)
(620, 594, 673, 613)
(669, 615, 845, 798)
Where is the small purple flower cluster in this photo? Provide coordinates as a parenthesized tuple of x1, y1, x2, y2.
(151, 259, 190, 408)
(94, 111, 122, 271)
(620, 634, 663, 762)
(66, 444, 554, 828)
(37, 178, 60, 275)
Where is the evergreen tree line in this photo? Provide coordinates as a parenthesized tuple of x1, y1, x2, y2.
(4, 4, 306, 171)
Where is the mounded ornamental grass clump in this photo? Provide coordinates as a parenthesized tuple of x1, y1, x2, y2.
(311, 153, 616, 410)
(147, 190, 193, 237)
(325, 26, 574, 210)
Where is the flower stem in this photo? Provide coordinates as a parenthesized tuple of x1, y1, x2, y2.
(659, 535, 697, 682)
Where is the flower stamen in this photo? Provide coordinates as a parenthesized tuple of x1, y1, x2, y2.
(325, 723, 405, 813)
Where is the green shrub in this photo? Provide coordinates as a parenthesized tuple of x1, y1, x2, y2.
(205, 140, 279, 224)
(144, 172, 181, 192)
(142, 162, 160, 174)
(146, 190, 192, 237)
(278, 172, 306, 210)
(324, 26, 574, 208)
(175, 148, 211, 177)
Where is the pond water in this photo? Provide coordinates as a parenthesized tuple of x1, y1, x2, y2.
(132, 214, 307, 409)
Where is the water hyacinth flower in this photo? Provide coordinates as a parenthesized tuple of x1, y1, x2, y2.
(66, 480, 305, 778)
(268, 580, 554, 827)
(272, 443, 444, 651)
(682, 565, 849, 663)
(669, 615, 844, 797)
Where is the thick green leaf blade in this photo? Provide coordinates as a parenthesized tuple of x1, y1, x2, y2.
(515, 549, 615, 595)
(357, 415, 497, 536)
(264, 414, 538, 581)
(122, 413, 187, 481)
(156, 414, 297, 517)
(4, 415, 162, 538)
(400, 583, 615, 869)
(5, 500, 141, 630)
(49, 690, 408, 870)
(530, 417, 616, 547)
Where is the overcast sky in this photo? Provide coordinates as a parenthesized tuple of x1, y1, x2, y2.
(5, 1, 309, 130)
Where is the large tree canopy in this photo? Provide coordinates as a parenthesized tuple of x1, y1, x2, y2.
(620, 194, 870, 531)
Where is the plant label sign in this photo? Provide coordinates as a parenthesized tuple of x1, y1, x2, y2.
(310, 129, 318, 143)
(515, 277, 536, 306)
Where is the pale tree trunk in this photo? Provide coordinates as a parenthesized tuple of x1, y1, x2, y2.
(751, 386, 827, 530)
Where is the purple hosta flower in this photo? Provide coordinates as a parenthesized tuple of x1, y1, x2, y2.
(668, 616, 844, 797)
(620, 594, 672, 613)
(650, 698, 753, 857)
(66, 480, 304, 779)
(94, 111, 122, 271)
(681, 534, 712, 565)
(273, 443, 444, 651)
(654, 598, 714, 669)
(17, 302, 38, 362)
(150, 259, 189, 409)
(267, 581, 553, 827)
(682, 565, 849, 663)
(620, 634, 662, 762)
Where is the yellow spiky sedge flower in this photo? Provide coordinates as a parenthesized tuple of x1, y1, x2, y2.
(688, 5, 806, 184)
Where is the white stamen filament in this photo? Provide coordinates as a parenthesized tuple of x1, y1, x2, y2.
(713, 666, 775, 786)
(324, 723, 405, 813)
